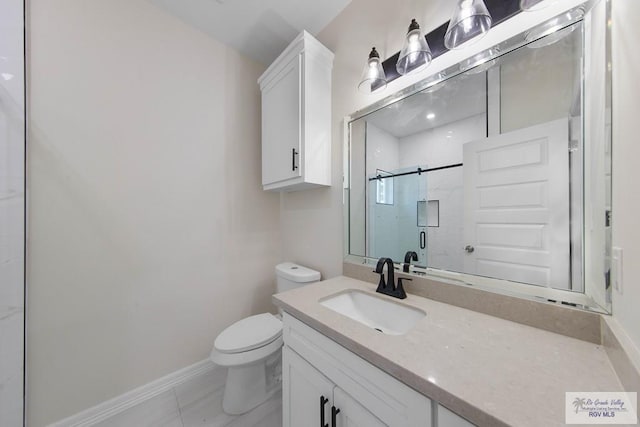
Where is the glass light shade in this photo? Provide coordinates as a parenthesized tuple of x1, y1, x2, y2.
(525, 8, 584, 48)
(396, 19, 432, 75)
(459, 48, 500, 74)
(422, 72, 446, 93)
(520, 0, 558, 12)
(358, 47, 387, 93)
(444, 0, 492, 50)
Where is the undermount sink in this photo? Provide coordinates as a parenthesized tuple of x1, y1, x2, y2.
(319, 290, 426, 335)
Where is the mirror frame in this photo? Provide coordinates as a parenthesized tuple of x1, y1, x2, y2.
(343, 0, 612, 314)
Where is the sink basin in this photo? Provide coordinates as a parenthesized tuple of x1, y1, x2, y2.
(319, 290, 426, 335)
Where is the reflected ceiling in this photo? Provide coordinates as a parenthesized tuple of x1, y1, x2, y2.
(365, 72, 486, 138)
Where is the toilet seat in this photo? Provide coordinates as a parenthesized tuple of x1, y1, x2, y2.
(215, 313, 282, 354)
(211, 335, 283, 367)
(211, 313, 283, 368)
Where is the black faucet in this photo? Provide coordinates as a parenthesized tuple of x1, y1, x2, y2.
(374, 257, 410, 299)
(403, 251, 418, 273)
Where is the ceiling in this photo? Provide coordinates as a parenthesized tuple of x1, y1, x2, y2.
(149, 0, 351, 65)
(366, 71, 487, 139)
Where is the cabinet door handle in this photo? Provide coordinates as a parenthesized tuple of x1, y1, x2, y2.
(331, 405, 340, 427)
(292, 148, 298, 171)
(320, 396, 329, 427)
(420, 231, 426, 249)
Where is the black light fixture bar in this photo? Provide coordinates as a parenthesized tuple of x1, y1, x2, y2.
(376, 0, 522, 88)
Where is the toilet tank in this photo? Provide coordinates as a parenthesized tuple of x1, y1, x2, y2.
(276, 262, 321, 293)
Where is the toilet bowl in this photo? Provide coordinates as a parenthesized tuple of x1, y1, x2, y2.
(210, 313, 283, 415)
(210, 262, 321, 415)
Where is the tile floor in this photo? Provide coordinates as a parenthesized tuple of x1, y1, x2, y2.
(95, 367, 282, 427)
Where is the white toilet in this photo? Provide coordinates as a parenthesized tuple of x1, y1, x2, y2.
(210, 262, 321, 415)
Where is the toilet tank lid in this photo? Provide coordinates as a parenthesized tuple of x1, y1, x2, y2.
(276, 262, 321, 282)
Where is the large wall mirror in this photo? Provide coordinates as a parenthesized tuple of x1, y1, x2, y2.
(345, 0, 612, 313)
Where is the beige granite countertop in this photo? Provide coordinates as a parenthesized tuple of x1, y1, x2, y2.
(273, 276, 625, 427)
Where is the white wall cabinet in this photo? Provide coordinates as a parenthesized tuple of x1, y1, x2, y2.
(282, 313, 476, 426)
(258, 31, 333, 192)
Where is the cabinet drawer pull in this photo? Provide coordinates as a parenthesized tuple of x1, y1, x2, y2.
(292, 148, 299, 171)
(320, 396, 329, 427)
(331, 405, 340, 426)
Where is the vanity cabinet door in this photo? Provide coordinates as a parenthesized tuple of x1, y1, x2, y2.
(436, 404, 475, 427)
(284, 344, 403, 427)
(284, 313, 432, 426)
(283, 346, 335, 427)
(333, 387, 386, 427)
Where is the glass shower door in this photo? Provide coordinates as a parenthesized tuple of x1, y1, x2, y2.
(368, 167, 427, 266)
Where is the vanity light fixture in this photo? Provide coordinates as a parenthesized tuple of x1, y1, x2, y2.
(520, 0, 559, 12)
(444, 0, 493, 50)
(358, 47, 387, 93)
(396, 19, 432, 75)
(356, 0, 525, 92)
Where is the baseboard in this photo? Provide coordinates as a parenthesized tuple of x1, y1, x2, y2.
(48, 359, 217, 427)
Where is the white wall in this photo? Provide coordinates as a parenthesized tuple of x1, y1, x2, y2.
(27, 1, 281, 425)
(611, 0, 640, 355)
(500, 31, 580, 133)
(366, 123, 400, 176)
(398, 114, 485, 168)
(0, 0, 25, 424)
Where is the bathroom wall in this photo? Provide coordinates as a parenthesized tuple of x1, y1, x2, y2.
(27, 0, 281, 425)
(0, 0, 25, 424)
(366, 123, 399, 177)
(611, 0, 640, 356)
(398, 113, 485, 168)
(500, 29, 580, 134)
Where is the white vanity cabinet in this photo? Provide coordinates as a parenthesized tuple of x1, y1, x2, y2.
(258, 31, 333, 192)
(284, 347, 386, 427)
(283, 313, 431, 426)
(282, 313, 475, 427)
